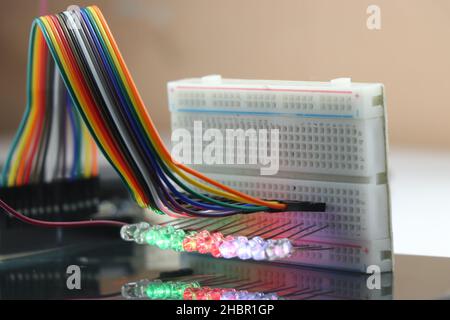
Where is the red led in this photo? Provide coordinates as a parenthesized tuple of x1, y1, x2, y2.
(183, 288, 195, 300)
(197, 236, 213, 254)
(211, 232, 225, 243)
(182, 235, 197, 252)
(208, 288, 225, 300)
(210, 245, 222, 258)
(195, 287, 211, 300)
(209, 232, 225, 257)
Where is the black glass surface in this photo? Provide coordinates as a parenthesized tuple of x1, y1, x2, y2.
(1, 230, 448, 300)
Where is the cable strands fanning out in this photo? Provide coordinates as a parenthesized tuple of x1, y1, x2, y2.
(0, 6, 327, 219)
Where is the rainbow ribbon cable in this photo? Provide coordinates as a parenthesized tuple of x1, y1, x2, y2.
(1, 6, 291, 219)
(1, 24, 97, 187)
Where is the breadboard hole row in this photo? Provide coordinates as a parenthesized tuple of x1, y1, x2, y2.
(172, 90, 354, 114)
(172, 113, 385, 176)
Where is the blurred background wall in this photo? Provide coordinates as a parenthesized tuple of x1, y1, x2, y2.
(1, 0, 449, 149)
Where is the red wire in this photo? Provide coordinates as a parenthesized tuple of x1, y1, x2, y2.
(0, 198, 126, 228)
(22, 40, 48, 184)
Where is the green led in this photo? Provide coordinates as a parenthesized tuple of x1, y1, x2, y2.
(145, 280, 162, 299)
(172, 236, 185, 252)
(170, 229, 186, 252)
(156, 228, 171, 250)
(172, 283, 186, 300)
(145, 281, 200, 300)
(145, 226, 161, 246)
(144, 225, 189, 252)
(173, 281, 200, 299)
(150, 207, 165, 216)
(146, 281, 171, 299)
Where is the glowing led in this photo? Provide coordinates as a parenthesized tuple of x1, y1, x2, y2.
(150, 282, 172, 299)
(183, 287, 197, 300)
(145, 280, 199, 300)
(124, 279, 280, 300)
(196, 230, 213, 254)
(134, 222, 151, 244)
(278, 238, 293, 258)
(235, 237, 252, 260)
(207, 288, 225, 300)
(145, 226, 161, 246)
(171, 229, 186, 252)
(249, 236, 267, 261)
(263, 293, 280, 300)
(218, 235, 238, 259)
(195, 287, 210, 300)
(221, 290, 238, 300)
(122, 222, 293, 262)
(182, 232, 198, 252)
(264, 239, 278, 261)
(210, 232, 225, 258)
(235, 290, 250, 300)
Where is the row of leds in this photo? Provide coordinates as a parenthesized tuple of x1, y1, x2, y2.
(122, 279, 280, 300)
(120, 222, 293, 261)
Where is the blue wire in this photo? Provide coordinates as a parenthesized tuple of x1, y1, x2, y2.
(67, 96, 80, 180)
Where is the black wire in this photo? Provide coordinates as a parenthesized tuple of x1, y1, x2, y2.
(61, 90, 67, 179)
(52, 71, 65, 180)
(38, 58, 55, 182)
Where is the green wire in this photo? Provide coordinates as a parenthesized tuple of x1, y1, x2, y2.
(72, 105, 83, 177)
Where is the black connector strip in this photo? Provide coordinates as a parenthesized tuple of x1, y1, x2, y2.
(268, 200, 326, 213)
(183, 193, 326, 213)
(0, 177, 100, 223)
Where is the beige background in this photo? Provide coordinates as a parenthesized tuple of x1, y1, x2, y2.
(1, 0, 449, 149)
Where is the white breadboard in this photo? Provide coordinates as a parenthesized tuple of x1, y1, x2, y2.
(193, 174, 389, 241)
(168, 75, 384, 119)
(168, 76, 392, 273)
(171, 113, 386, 178)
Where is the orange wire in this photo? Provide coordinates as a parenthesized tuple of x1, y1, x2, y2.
(91, 138, 98, 176)
(16, 30, 47, 185)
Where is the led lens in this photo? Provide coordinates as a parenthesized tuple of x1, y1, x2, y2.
(218, 236, 238, 259)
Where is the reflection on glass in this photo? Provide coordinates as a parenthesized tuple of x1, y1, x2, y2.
(122, 279, 281, 300)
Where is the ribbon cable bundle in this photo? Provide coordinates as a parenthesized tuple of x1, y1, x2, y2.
(0, 6, 325, 219)
(0, 8, 99, 217)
